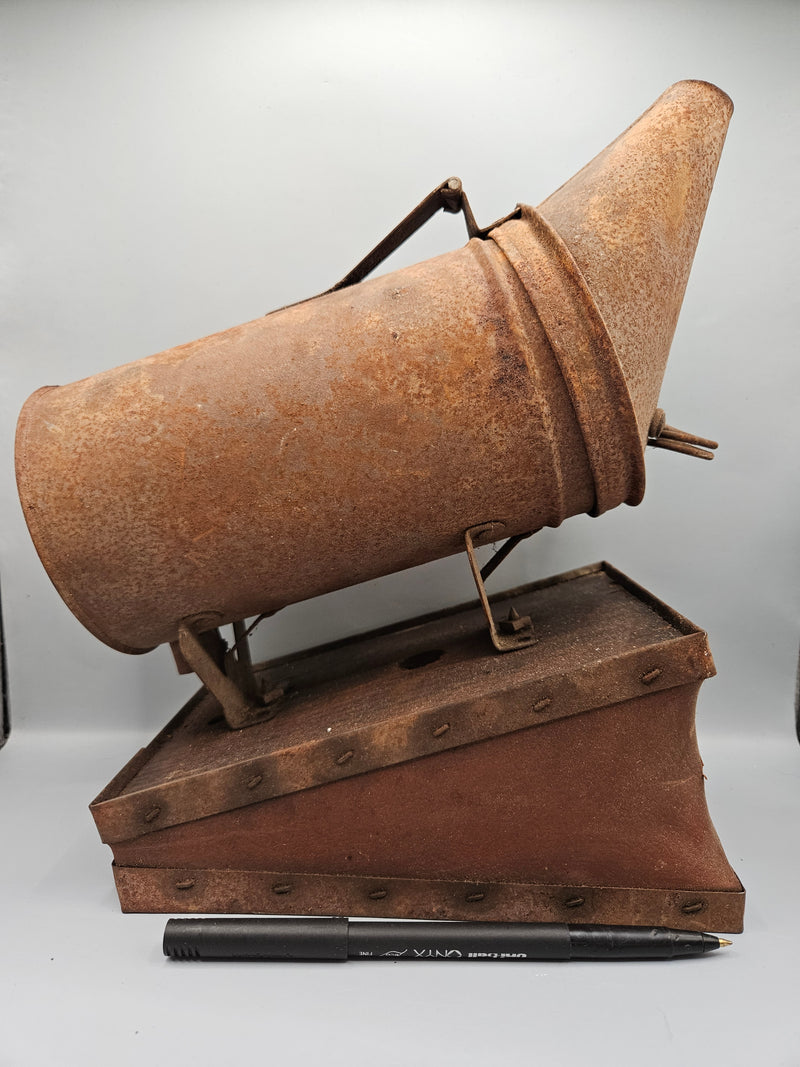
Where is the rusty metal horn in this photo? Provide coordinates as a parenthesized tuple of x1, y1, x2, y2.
(15, 81, 732, 722)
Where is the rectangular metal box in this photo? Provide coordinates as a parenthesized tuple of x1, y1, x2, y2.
(91, 563, 744, 932)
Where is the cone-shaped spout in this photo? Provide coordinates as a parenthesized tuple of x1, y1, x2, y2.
(537, 80, 733, 444)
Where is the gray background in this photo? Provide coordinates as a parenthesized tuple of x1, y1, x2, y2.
(1, 2, 798, 1065)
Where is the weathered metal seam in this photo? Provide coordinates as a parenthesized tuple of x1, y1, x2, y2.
(466, 237, 566, 529)
(490, 207, 645, 516)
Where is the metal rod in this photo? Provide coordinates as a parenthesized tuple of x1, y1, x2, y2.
(231, 620, 253, 674)
(328, 179, 465, 292)
(228, 612, 269, 654)
(648, 437, 716, 461)
(480, 532, 533, 583)
(464, 525, 535, 653)
(660, 425, 718, 450)
(177, 624, 262, 729)
(327, 178, 521, 293)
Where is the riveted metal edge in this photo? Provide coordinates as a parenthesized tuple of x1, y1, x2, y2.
(112, 865, 745, 933)
(91, 632, 712, 844)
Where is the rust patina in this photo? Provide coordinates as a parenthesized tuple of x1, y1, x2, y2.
(15, 81, 732, 659)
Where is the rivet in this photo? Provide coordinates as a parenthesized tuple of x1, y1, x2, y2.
(681, 900, 705, 915)
(246, 774, 264, 790)
(143, 806, 161, 823)
(564, 896, 586, 909)
(336, 750, 355, 765)
(465, 891, 486, 903)
(533, 697, 552, 713)
(641, 667, 663, 686)
(432, 723, 450, 738)
(368, 888, 388, 901)
(272, 883, 293, 895)
(175, 879, 195, 891)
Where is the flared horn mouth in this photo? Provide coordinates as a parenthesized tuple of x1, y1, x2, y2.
(536, 80, 733, 446)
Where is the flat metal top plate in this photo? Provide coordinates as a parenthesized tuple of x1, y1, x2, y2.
(112, 563, 707, 800)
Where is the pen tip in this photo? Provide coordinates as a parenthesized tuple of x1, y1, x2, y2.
(718, 938, 733, 948)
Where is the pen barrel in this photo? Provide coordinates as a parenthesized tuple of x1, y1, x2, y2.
(163, 919, 721, 961)
(162, 918, 573, 961)
(163, 917, 349, 960)
(567, 925, 715, 959)
(346, 921, 571, 960)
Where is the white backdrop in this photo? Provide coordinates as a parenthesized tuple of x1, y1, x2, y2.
(1, 5, 799, 1066)
(2, 0, 797, 739)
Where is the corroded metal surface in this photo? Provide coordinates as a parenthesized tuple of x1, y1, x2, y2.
(15, 216, 609, 653)
(15, 81, 731, 655)
(538, 80, 733, 445)
(113, 868, 745, 934)
(91, 563, 743, 931)
(90, 563, 716, 842)
(109, 683, 735, 892)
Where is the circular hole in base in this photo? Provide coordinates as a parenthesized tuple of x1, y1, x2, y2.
(398, 649, 444, 671)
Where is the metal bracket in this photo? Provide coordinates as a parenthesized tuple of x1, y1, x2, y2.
(646, 409, 718, 460)
(464, 523, 536, 652)
(327, 177, 521, 293)
(269, 178, 520, 317)
(177, 618, 284, 730)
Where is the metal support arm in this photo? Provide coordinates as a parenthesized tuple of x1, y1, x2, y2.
(177, 621, 283, 730)
(328, 177, 521, 293)
(464, 523, 536, 653)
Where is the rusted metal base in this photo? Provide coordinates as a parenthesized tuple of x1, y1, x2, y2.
(112, 867, 744, 934)
(91, 563, 744, 932)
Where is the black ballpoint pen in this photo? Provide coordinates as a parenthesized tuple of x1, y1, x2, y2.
(163, 917, 732, 962)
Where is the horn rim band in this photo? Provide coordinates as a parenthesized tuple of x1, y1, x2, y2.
(490, 206, 645, 516)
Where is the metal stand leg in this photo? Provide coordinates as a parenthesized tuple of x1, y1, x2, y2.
(464, 523, 536, 652)
(177, 620, 283, 730)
